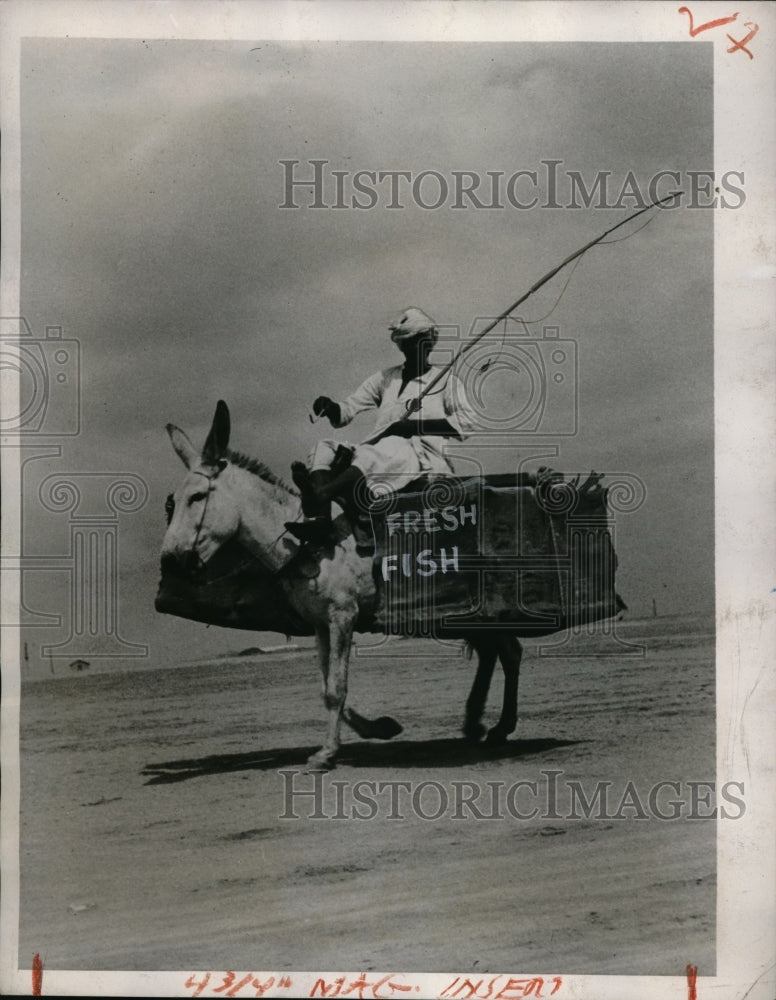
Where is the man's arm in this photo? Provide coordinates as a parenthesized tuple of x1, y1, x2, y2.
(327, 370, 386, 428)
(443, 373, 478, 437)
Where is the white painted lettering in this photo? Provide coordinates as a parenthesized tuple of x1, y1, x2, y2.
(440, 506, 459, 531)
(403, 510, 422, 532)
(440, 546, 460, 573)
(459, 504, 477, 526)
(423, 509, 441, 532)
(417, 549, 437, 576)
(385, 513, 402, 537)
(381, 555, 398, 581)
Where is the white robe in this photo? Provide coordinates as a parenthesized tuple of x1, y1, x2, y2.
(310, 364, 477, 491)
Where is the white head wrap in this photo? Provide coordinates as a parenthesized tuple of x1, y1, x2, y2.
(389, 306, 438, 344)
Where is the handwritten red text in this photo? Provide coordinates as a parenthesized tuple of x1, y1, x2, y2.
(678, 7, 759, 58)
(439, 976, 563, 999)
(312, 973, 416, 998)
(186, 972, 289, 998)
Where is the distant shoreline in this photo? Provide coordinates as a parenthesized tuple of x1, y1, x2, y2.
(17, 610, 715, 685)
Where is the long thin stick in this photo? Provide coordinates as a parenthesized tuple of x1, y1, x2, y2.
(406, 191, 681, 414)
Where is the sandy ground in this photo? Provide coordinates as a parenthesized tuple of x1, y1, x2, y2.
(18, 614, 715, 976)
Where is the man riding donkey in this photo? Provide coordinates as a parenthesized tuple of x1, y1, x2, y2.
(287, 306, 478, 546)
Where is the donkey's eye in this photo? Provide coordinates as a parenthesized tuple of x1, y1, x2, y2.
(188, 491, 208, 505)
(164, 493, 175, 525)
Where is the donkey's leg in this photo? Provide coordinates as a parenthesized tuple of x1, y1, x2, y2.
(463, 637, 498, 742)
(486, 635, 522, 744)
(307, 609, 354, 770)
(307, 625, 332, 769)
(314, 624, 331, 699)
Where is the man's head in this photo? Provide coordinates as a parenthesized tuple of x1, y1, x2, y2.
(389, 307, 438, 361)
(389, 307, 438, 343)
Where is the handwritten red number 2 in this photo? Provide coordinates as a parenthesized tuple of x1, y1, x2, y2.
(679, 7, 738, 37)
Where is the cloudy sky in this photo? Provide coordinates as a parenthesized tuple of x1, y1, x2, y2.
(16, 37, 714, 675)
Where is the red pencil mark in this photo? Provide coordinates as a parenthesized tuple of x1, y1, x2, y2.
(248, 977, 276, 998)
(726, 21, 758, 58)
(686, 964, 698, 1000)
(311, 975, 345, 996)
(182, 973, 556, 1000)
(678, 7, 738, 37)
(185, 972, 212, 998)
(185, 972, 296, 997)
(32, 953, 43, 996)
(311, 973, 415, 999)
(438, 977, 562, 999)
(371, 975, 414, 998)
(438, 977, 483, 999)
(227, 974, 255, 997)
(214, 971, 238, 994)
(495, 980, 541, 999)
(678, 6, 759, 57)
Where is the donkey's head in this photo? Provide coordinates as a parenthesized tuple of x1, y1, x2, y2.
(159, 400, 242, 578)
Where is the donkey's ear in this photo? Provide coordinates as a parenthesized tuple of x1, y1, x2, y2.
(166, 424, 198, 469)
(202, 400, 231, 466)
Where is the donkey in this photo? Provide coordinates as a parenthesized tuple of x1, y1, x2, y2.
(157, 400, 521, 769)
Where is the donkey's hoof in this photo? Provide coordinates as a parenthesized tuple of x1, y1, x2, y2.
(463, 721, 486, 743)
(373, 716, 403, 740)
(306, 749, 336, 771)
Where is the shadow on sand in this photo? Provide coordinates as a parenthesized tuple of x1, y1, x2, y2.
(142, 736, 584, 785)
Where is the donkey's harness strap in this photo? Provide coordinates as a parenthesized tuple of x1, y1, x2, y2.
(189, 469, 214, 567)
(187, 468, 318, 580)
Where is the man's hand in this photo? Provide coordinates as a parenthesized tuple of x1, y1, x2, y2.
(313, 396, 341, 424)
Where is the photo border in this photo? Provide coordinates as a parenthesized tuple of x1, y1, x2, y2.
(1, 2, 774, 997)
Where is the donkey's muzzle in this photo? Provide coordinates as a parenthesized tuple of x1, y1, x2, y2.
(159, 551, 202, 579)
(155, 541, 315, 636)
(155, 551, 209, 621)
